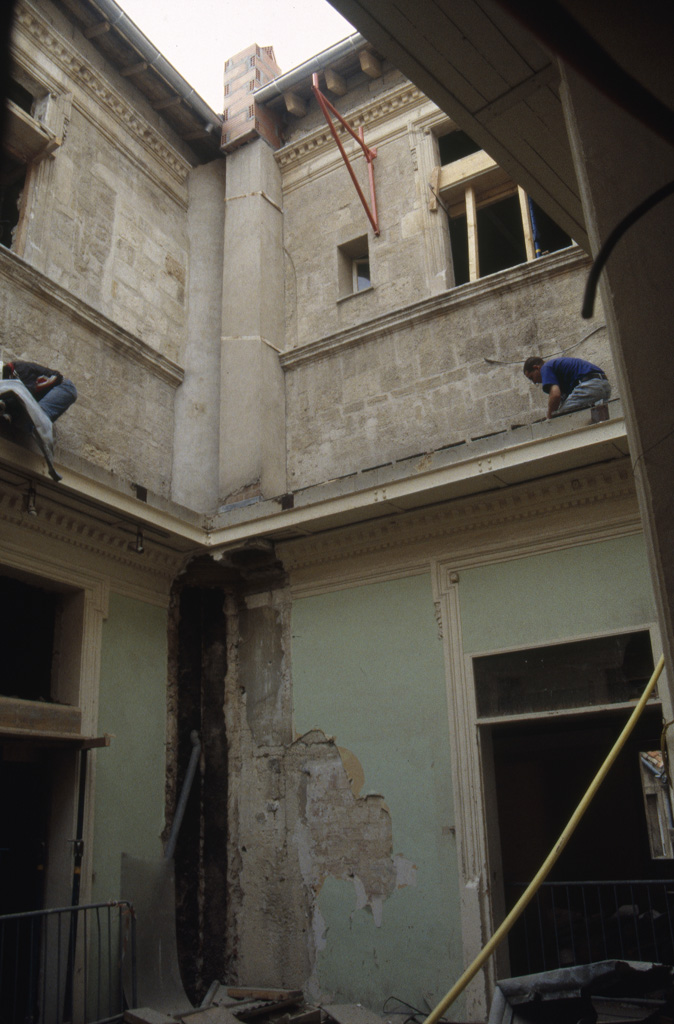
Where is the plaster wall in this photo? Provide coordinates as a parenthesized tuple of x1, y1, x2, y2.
(290, 574, 460, 1012)
(286, 532, 660, 1016)
(91, 591, 168, 902)
(283, 254, 611, 489)
(458, 533, 657, 655)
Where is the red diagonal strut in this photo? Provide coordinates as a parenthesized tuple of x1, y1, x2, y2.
(311, 73, 379, 235)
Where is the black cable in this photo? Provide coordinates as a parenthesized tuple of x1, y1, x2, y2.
(582, 179, 674, 318)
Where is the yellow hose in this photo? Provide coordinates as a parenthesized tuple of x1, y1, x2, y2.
(423, 652, 666, 1024)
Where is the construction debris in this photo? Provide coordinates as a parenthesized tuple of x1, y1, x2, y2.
(125, 989, 390, 1024)
(487, 960, 674, 1024)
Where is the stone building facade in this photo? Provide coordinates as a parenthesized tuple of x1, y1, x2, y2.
(0, 1, 667, 1020)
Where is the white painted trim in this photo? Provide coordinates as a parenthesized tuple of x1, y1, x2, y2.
(432, 565, 493, 1020)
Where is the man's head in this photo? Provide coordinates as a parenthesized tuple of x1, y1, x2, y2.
(523, 356, 544, 384)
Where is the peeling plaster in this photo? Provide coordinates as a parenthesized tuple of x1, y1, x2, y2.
(291, 729, 415, 933)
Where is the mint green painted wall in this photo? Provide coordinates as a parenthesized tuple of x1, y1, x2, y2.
(292, 574, 462, 1011)
(459, 534, 656, 654)
(291, 535, 656, 1011)
(92, 592, 168, 900)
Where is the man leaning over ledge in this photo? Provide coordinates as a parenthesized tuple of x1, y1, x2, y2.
(523, 355, 611, 419)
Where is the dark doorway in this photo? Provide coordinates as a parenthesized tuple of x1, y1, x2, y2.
(173, 584, 228, 1005)
(490, 707, 674, 973)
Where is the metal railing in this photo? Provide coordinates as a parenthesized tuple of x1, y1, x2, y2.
(507, 880, 674, 976)
(0, 900, 136, 1024)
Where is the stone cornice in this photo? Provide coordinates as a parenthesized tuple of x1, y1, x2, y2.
(278, 460, 639, 582)
(0, 248, 184, 387)
(280, 247, 590, 369)
(13, 2, 192, 205)
(276, 82, 428, 184)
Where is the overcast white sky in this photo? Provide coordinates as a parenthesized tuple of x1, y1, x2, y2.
(118, 0, 356, 113)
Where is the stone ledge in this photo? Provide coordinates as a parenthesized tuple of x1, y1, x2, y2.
(205, 399, 628, 546)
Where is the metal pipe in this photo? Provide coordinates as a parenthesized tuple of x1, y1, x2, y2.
(255, 33, 365, 103)
(423, 653, 666, 1024)
(165, 730, 201, 861)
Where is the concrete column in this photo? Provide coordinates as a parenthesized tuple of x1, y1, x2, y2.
(172, 160, 226, 512)
(220, 139, 286, 503)
(561, 66, 674, 691)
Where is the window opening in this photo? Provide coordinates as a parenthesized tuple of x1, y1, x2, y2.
(353, 256, 371, 292)
(432, 133, 573, 285)
(438, 129, 481, 165)
(338, 235, 371, 298)
(0, 576, 58, 701)
(7, 79, 34, 114)
(473, 629, 654, 719)
(528, 196, 572, 256)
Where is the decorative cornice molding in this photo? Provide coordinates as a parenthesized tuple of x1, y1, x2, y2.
(276, 82, 428, 183)
(14, 3, 192, 203)
(280, 460, 640, 582)
(0, 479, 186, 600)
(0, 248, 184, 387)
(280, 247, 589, 369)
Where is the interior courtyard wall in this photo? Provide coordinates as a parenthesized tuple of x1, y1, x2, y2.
(280, 76, 444, 349)
(13, 1, 195, 367)
(283, 254, 610, 489)
(284, 500, 659, 1015)
(0, 248, 181, 494)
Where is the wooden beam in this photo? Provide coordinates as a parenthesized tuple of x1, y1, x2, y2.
(465, 185, 479, 282)
(153, 95, 182, 111)
(359, 50, 381, 78)
(518, 185, 536, 261)
(324, 67, 347, 96)
(429, 164, 440, 211)
(283, 91, 306, 117)
(84, 21, 110, 39)
(120, 61, 149, 78)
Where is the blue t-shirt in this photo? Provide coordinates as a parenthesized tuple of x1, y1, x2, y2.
(541, 357, 604, 395)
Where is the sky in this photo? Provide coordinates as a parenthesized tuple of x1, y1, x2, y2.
(118, 0, 356, 114)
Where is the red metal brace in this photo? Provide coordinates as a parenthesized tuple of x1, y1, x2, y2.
(311, 73, 379, 235)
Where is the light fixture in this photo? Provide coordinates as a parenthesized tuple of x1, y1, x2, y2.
(132, 527, 144, 554)
(25, 483, 37, 517)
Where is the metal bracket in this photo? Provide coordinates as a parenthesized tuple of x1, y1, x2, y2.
(311, 73, 379, 235)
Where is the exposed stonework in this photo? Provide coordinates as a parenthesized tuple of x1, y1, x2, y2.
(222, 579, 414, 995)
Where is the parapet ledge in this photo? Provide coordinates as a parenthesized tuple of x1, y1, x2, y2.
(205, 398, 628, 546)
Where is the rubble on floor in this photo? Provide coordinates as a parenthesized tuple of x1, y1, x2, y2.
(488, 960, 674, 1024)
(125, 987, 390, 1024)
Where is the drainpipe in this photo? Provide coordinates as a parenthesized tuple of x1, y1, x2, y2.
(254, 33, 366, 104)
(90, 0, 222, 132)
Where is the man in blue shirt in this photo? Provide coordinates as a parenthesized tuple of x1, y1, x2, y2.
(523, 355, 611, 419)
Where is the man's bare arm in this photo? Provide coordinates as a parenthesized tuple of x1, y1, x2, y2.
(547, 385, 562, 418)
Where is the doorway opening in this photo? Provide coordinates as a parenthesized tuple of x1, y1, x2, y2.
(171, 580, 229, 1006)
(475, 629, 674, 974)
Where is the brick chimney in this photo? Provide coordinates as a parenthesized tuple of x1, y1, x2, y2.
(221, 44, 284, 151)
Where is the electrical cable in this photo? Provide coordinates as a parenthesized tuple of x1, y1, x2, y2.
(582, 180, 674, 318)
(483, 324, 605, 367)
